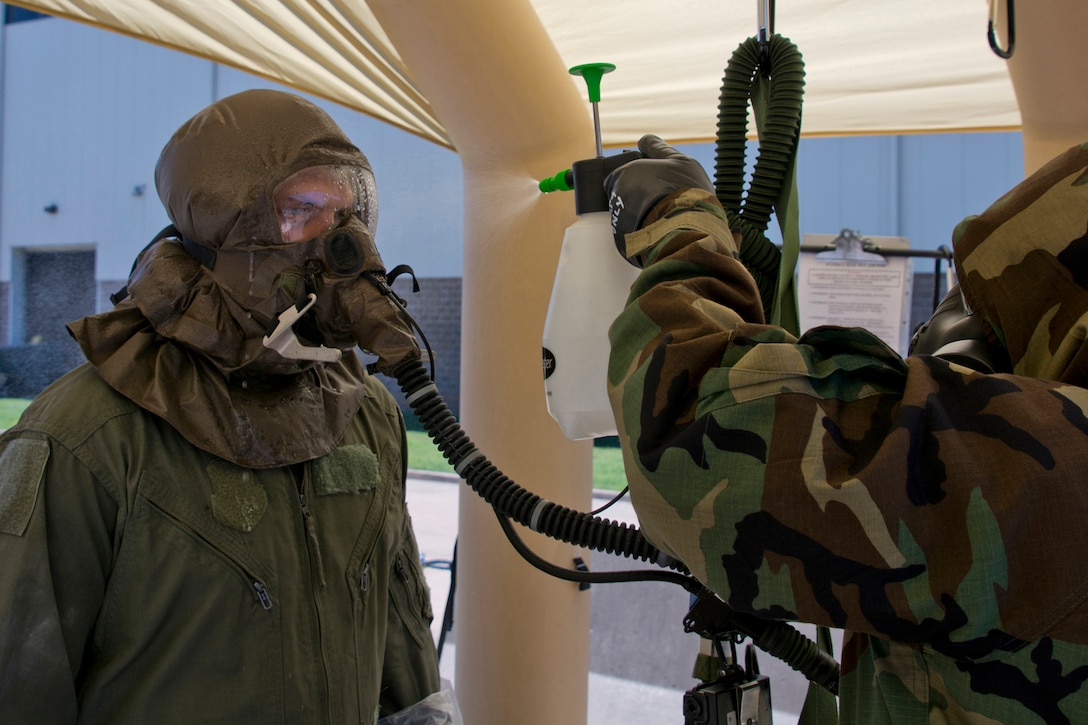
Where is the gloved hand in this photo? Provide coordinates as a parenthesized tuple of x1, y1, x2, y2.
(604, 134, 714, 264)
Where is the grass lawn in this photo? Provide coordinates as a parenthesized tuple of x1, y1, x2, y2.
(406, 429, 627, 492)
(0, 399, 30, 429)
(0, 399, 628, 491)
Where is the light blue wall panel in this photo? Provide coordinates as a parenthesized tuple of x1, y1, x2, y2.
(0, 12, 1028, 289)
(897, 132, 1023, 249)
(796, 135, 902, 238)
(680, 131, 1024, 265)
(0, 17, 213, 281)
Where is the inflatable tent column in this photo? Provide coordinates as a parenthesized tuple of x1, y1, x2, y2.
(1004, 1, 1088, 174)
(369, 1, 597, 724)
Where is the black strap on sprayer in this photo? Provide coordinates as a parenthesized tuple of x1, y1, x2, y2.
(715, 34, 805, 335)
(393, 356, 840, 694)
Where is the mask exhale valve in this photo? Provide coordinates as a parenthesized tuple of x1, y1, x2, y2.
(262, 293, 343, 363)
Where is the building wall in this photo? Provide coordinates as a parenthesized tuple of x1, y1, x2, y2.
(0, 9, 1027, 411)
(378, 276, 463, 420)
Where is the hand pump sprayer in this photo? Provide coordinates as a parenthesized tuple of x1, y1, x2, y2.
(539, 63, 640, 440)
(382, 53, 839, 708)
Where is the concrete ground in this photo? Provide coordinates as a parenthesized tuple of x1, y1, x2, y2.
(406, 471, 833, 724)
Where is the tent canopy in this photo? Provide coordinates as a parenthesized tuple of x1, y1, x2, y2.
(10, 0, 1019, 149)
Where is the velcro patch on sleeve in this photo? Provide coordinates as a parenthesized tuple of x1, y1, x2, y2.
(311, 444, 379, 496)
(0, 438, 49, 536)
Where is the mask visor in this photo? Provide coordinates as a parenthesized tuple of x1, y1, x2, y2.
(274, 164, 377, 243)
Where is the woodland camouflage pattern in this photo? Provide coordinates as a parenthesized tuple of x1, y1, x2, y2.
(608, 143, 1088, 724)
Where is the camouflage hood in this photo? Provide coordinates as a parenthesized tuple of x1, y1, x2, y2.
(953, 142, 1088, 385)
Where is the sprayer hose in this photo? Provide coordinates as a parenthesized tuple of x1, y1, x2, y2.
(395, 356, 838, 693)
(714, 34, 805, 317)
(396, 358, 676, 568)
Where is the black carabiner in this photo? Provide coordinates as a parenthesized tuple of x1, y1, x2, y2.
(756, 0, 775, 76)
(988, 0, 1015, 59)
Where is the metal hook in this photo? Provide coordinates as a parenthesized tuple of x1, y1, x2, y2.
(988, 0, 1015, 59)
(757, 0, 775, 76)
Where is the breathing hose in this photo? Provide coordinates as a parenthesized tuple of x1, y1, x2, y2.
(392, 354, 839, 693)
(714, 34, 805, 331)
(711, 34, 843, 697)
(394, 356, 678, 569)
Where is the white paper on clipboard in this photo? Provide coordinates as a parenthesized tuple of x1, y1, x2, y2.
(798, 230, 913, 355)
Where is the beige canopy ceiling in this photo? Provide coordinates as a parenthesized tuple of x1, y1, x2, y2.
(9, 0, 1018, 149)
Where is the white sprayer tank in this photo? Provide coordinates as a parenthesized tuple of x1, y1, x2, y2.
(542, 210, 640, 440)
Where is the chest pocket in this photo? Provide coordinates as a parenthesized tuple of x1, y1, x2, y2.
(311, 444, 381, 496)
(208, 460, 268, 533)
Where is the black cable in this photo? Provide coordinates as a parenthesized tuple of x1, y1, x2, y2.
(435, 539, 457, 661)
(588, 486, 629, 517)
(493, 509, 701, 593)
(395, 357, 839, 690)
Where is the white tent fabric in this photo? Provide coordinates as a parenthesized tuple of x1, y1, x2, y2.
(10, 0, 1019, 149)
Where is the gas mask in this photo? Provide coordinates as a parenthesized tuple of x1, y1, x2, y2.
(908, 283, 1010, 374)
(70, 89, 424, 468)
(153, 162, 419, 372)
(126, 163, 421, 378)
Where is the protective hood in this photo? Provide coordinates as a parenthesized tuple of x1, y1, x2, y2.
(156, 88, 373, 258)
(68, 90, 395, 468)
(952, 142, 1088, 386)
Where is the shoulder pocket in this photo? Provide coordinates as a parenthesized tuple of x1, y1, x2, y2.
(0, 438, 49, 536)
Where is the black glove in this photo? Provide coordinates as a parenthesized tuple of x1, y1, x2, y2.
(603, 134, 714, 263)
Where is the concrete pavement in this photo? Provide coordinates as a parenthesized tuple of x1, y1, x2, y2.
(405, 471, 821, 724)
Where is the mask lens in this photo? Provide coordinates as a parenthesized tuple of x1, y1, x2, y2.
(274, 165, 375, 243)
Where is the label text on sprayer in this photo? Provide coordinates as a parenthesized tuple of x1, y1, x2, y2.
(542, 348, 556, 379)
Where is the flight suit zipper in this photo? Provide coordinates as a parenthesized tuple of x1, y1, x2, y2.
(146, 499, 273, 610)
(295, 463, 334, 720)
(253, 581, 273, 609)
(296, 469, 327, 588)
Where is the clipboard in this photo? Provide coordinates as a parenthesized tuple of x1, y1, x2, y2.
(797, 230, 925, 355)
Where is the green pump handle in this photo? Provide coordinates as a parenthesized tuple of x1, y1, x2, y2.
(569, 62, 615, 103)
(538, 61, 638, 213)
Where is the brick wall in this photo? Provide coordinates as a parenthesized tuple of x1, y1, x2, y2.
(374, 276, 462, 421)
(3, 273, 954, 411)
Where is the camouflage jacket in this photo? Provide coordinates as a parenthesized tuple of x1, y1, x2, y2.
(608, 163, 1088, 723)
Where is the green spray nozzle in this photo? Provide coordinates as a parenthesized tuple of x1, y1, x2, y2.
(539, 168, 574, 193)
